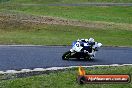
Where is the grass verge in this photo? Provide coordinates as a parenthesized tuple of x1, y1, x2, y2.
(0, 66, 132, 88)
(0, 3, 132, 46)
(1, 6, 132, 24)
(0, 18, 132, 46)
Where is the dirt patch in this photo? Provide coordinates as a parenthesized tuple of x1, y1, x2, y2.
(0, 12, 132, 30)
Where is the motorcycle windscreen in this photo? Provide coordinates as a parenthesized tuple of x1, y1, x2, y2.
(72, 41, 77, 46)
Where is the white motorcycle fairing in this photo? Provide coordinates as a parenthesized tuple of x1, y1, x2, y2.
(70, 42, 83, 53)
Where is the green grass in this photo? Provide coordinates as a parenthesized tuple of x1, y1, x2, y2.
(0, 66, 132, 88)
(1, 0, 132, 4)
(0, 1, 132, 46)
(1, 6, 132, 24)
(0, 20, 132, 46)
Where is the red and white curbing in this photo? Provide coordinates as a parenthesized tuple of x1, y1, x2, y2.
(0, 64, 132, 74)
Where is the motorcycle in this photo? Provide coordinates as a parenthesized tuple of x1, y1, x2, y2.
(62, 41, 102, 60)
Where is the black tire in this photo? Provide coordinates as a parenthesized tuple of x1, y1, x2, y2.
(76, 58, 80, 60)
(84, 55, 90, 60)
(62, 51, 71, 60)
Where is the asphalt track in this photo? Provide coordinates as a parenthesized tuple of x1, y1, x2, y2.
(0, 46, 132, 71)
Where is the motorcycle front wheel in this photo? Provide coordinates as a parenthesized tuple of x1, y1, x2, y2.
(62, 51, 71, 60)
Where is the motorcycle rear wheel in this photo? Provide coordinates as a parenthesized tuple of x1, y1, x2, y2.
(62, 51, 71, 60)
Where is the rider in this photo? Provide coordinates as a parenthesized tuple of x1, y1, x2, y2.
(88, 37, 103, 58)
(88, 38, 96, 58)
(78, 38, 96, 58)
(76, 38, 102, 59)
(76, 38, 96, 51)
(76, 38, 92, 53)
